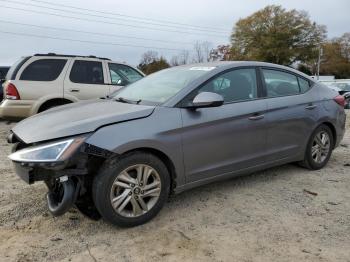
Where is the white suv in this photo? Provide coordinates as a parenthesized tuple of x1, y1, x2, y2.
(0, 53, 144, 119)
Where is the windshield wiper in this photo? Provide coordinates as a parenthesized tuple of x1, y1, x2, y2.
(115, 97, 141, 104)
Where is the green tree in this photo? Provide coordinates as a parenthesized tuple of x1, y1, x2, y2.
(297, 63, 312, 75)
(230, 5, 326, 65)
(319, 33, 350, 78)
(138, 51, 170, 75)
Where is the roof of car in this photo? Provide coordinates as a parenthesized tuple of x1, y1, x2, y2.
(178, 61, 314, 81)
(33, 53, 111, 61)
(179, 61, 293, 69)
(31, 53, 140, 71)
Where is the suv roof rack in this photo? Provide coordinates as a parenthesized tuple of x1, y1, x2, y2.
(33, 53, 111, 60)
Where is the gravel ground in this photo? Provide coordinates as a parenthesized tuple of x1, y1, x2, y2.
(0, 113, 349, 262)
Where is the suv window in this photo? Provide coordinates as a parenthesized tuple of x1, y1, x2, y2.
(108, 63, 143, 85)
(70, 60, 104, 84)
(20, 59, 67, 81)
(262, 69, 300, 97)
(6, 56, 30, 80)
(193, 68, 258, 103)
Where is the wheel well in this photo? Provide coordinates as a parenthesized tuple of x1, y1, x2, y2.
(322, 122, 337, 148)
(38, 98, 73, 112)
(124, 148, 177, 193)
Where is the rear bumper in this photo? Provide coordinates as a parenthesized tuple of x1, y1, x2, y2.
(0, 99, 35, 119)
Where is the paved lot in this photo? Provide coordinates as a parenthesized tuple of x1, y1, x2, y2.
(0, 113, 349, 262)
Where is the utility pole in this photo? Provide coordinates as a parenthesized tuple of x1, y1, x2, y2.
(317, 44, 323, 80)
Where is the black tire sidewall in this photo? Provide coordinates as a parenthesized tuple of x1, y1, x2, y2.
(305, 125, 334, 170)
(92, 152, 170, 227)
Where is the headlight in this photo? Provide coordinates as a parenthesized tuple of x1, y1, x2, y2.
(8, 137, 86, 163)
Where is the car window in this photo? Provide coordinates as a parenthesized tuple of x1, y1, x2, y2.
(262, 69, 299, 97)
(20, 59, 67, 81)
(108, 63, 143, 85)
(194, 68, 258, 103)
(330, 82, 350, 92)
(6, 57, 30, 80)
(70, 60, 104, 84)
(0, 68, 9, 79)
(298, 77, 311, 93)
(110, 70, 123, 85)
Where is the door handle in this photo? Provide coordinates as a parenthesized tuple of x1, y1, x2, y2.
(305, 104, 317, 110)
(248, 114, 264, 120)
(70, 88, 80, 93)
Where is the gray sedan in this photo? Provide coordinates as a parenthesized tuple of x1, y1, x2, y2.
(7, 62, 347, 227)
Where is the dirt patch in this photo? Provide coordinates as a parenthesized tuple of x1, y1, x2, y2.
(0, 113, 349, 262)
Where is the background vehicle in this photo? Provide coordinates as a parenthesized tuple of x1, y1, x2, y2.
(0, 54, 144, 119)
(8, 62, 346, 227)
(322, 80, 350, 109)
(0, 66, 10, 102)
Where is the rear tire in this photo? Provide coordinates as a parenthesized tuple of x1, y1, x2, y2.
(300, 125, 334, 170)
(92, 152, 170, 227)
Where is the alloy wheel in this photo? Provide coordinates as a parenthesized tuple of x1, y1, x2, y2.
(311, 131, 330, 164)
(110, 164, 161, 217)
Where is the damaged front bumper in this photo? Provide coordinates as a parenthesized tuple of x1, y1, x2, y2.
(8, 132, 114, 218)
(12, 161, 89, 184)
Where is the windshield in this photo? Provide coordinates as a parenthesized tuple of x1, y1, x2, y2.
(113, 66, 214, 105)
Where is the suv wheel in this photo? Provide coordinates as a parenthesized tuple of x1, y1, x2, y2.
(300, 125, 334, 170)
(92, 152, 170, 227)
(39, 100, 71, 113)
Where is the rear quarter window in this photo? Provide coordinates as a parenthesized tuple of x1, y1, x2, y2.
(20, 59, 67, 81)
(298, 77, 311, 93)
(6, 56, 30, 80)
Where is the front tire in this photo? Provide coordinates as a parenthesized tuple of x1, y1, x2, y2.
(92, 152, 170, 227)
(300, 125, 334, 170)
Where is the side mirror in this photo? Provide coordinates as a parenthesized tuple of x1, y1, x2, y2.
(190, 92, 224, 108)
(116, 79, 124, 86)
(112, 79, 128, 86)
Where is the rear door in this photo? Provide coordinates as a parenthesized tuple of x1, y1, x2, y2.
(64, 59, 110, 100)
(261, 68, 318, 161)
(180, 67, 268, 182)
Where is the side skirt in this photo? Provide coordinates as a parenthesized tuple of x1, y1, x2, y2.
(174, 156, 300, 194)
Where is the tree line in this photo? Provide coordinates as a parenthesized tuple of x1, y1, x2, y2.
(137, 41, 213, 75)
(138, 5, 350, 79)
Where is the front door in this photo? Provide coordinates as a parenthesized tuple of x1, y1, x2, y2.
(180, 68, 268, 182)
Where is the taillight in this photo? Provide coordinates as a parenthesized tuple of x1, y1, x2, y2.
(5, 83, 20, 100)
(333, 95, 345, 107)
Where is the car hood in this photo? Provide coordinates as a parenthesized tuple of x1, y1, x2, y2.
(12, 99, 155, 144)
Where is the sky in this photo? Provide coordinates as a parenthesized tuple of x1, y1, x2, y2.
(0, 0, 349, 66)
